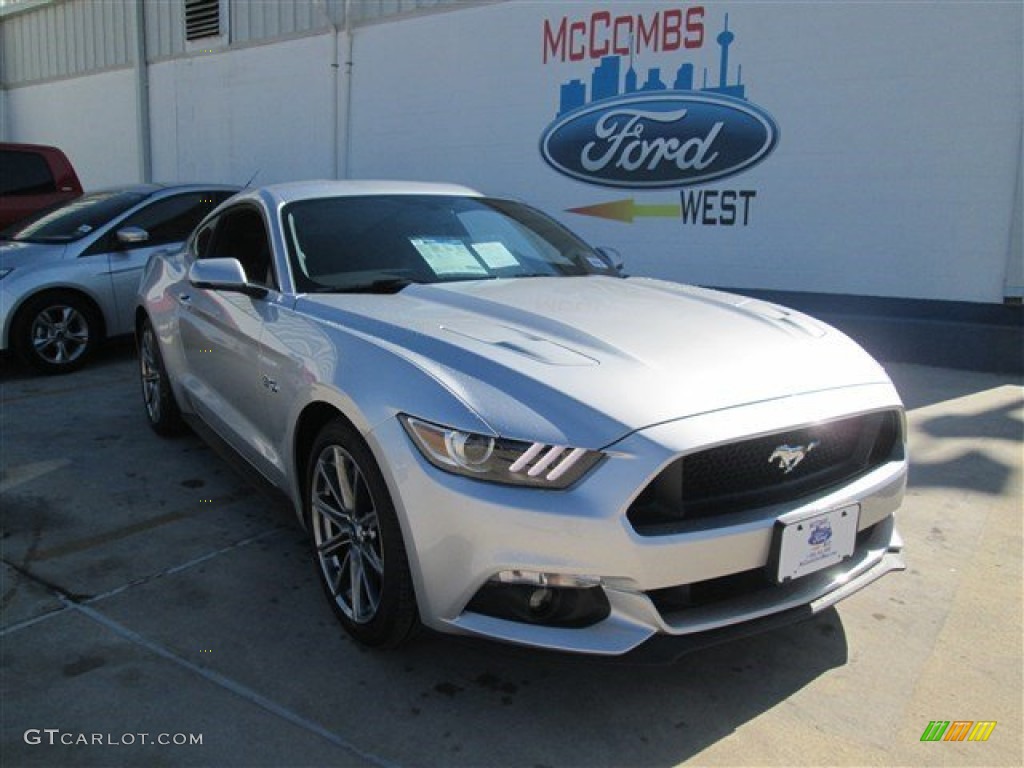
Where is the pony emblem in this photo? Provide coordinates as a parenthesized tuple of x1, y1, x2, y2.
(769, 441, 820, 474)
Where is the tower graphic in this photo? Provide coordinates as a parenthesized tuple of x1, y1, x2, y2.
(592, 56, 621, 102)
(717, 14, 734, 90)
(624, 38, 638, 94)
(556, 14, 747, 115)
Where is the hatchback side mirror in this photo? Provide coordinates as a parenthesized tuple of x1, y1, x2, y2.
(188, 258, 267, 298)
(116, 226, 150, 246)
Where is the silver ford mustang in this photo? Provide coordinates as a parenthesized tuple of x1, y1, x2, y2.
(136, 181, 906, 655)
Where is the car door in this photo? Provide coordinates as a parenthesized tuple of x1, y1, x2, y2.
(94, 190, 232, 336)
(177, 204, 281, 480)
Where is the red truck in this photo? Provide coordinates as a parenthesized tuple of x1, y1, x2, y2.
(0, 142, 83, 229)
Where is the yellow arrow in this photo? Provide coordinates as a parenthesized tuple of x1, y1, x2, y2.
(567, 198, 682, 223)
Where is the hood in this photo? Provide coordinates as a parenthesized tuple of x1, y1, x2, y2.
(0, 240, 67, 269)
(296, 276, 890, 447)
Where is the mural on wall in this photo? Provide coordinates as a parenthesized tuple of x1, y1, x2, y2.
(538, 6, 777, 226)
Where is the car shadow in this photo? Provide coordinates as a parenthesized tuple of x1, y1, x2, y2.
(350, 604, 850, 766)
(0, 336, 136, 382)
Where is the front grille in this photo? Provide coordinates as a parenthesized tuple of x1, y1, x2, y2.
(628, 410, 902, 534)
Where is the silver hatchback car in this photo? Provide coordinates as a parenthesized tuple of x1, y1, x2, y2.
(137, 181, 906, 655)
(0, 183, 237, 373)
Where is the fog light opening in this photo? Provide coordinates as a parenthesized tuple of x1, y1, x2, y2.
(465, 577, 612, 629)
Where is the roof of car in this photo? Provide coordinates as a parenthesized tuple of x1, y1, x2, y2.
(87, 183, 241, 196)
(245, 180, 483, 206)
(0, 141, 69, 152)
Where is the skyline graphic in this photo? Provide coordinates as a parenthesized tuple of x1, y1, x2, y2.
(557, 14, 747, 117)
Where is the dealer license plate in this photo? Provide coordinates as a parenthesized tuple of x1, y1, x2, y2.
(770, 504, 859, 584)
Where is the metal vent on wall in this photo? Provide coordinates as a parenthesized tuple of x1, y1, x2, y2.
(185, 0, 221, 41)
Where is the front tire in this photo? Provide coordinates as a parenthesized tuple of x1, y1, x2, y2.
(306, 419, 418, 648)
(14, 291, 100, 374)
(138, 317, 185, 436)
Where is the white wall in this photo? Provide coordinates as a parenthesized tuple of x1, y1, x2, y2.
(3, 1, 1019, 303)
(1006, 127, 1023, 298)
(149, 33, 337, 186)
(349, 1, 1023, 303)
(5, 68, 140, 188)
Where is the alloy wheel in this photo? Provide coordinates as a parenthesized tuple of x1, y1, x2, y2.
(31, 304, 89, 366)
(139, 325, 162, 424)
(310, 444, 384, 624)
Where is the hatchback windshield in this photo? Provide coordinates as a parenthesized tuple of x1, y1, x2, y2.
(0, 190, 148, 243)
(282, 195, 611, 292)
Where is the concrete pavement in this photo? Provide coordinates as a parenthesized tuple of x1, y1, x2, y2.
(1, 343, 1021, 767)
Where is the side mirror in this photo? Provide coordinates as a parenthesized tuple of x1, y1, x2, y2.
(188, 258, 267, 298)
(116, 226, 150, 246)
(594, 246, 625, 275)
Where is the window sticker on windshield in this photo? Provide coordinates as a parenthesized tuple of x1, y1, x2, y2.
(472, 241, 520, 270)
(411, 237, 487, 276)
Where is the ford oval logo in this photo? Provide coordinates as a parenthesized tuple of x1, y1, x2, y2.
(540, 93, 779, 189)
(808, 521, 833, 547)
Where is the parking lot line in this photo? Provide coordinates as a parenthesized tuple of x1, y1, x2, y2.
(67, 600, 401, 768)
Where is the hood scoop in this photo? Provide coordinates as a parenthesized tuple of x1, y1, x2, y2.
(441, 323, 598, 367)
(732, 297, 827, 338)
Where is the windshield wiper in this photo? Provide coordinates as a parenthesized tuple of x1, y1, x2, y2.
(312, 277, 422, 295)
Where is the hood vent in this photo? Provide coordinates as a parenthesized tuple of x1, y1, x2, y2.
(441, 323, 598, 366)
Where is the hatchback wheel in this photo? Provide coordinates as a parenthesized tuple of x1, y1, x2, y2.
(138, 317, 185, 436)
(15, 292, 99, 374)
(307, 419, 418, 648)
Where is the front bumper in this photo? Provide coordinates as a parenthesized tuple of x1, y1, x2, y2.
(369, 382, 907, 655)
(452, 521, 904, 655)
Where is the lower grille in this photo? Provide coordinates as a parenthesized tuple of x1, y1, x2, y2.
(628, 410, 902, 534)
(648, 523, 882, 614)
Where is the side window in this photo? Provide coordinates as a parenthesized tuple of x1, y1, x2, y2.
(0, 150, 56, 196)
(119, 191, 232, 248)
(192, 218, 218, 260)
(207, 206, 276, 290)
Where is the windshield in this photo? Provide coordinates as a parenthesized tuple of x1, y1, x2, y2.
(0, 190, 148, 243)
(282, 195, 612, 293)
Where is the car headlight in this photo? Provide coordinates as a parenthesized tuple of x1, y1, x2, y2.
(400, 415, 602, 489)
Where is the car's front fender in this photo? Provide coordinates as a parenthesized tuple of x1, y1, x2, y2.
(137, 249, 192, 410)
